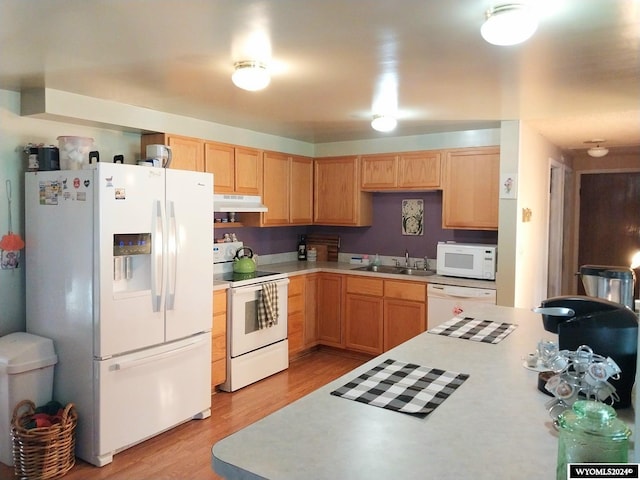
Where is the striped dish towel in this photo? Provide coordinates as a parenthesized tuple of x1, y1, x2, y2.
(428, 316, 517, 344)
(257, 282, 279, 329)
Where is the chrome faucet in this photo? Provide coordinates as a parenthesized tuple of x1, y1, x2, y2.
(405, 249, 409, 268)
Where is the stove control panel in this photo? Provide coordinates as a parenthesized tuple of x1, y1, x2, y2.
(213, 241, 244, 263)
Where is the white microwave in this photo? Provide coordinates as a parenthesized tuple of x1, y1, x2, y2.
(436, 243, 497, 280)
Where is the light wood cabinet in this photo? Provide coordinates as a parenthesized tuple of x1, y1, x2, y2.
(235, 147, 262, 194)
(361, 151, 441, 191)
(304, 274, 318, 347)
(261, 151, 290, 225)
(290, 155, 314, 224)
(211, 289, 227, 389)
(442, 147, 500, 230)
(317, 273, 343, 347)
(361, 154, 398, 190)
(288, 276, 306, 358)
(204, 142, 234, 193)
(141, 133, 204, 172)
(314, 156, 372, 226)
(398, 151, 441, 189)
(341, 275, 427, 354)
(344, 276, 384, 354)
(204, 141, 262, 195)
(247, 153, 313, 227)
(383, 280, 427, 351)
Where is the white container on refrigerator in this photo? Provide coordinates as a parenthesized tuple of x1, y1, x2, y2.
(427, 284, 497, 329)
(25, 163, 213, 467)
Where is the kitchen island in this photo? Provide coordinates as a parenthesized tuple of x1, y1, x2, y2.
(212, 304, 635, 479)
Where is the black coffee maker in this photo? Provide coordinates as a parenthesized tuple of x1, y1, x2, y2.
(536, 295, 638, 408)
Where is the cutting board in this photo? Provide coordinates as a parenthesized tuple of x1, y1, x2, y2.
(307, 244, 328, 261)
(306, 234, 340, 261)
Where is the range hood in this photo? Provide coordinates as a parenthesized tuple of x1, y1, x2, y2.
(213, 194, 268, 212)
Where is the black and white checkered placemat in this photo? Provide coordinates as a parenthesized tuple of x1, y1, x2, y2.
(330, 358, 469, 417)
(428, 316, 517, 344)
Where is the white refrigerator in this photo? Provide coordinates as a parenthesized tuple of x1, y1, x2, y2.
(25, 163, 213, 467)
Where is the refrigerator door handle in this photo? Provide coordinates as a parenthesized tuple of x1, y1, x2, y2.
(166, 201, 177, 310)
(151, 200, 164, 312)
(113, 337, 205, 371)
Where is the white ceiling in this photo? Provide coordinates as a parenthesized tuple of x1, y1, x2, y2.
(1, 0, 639, 151)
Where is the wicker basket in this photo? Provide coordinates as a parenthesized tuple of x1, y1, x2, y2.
(11, 399, 77, 480)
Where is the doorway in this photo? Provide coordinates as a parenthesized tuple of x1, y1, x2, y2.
(546, 159, 566, 298)
(576, 171, 640, 298)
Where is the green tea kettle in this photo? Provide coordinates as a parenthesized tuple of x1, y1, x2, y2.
(233, 246, 256, 273)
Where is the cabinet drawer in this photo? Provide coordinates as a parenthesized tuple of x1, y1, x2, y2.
(384, 280, 426, 302)
(288, 276, 305, 296)
(346, 276, 384, 296)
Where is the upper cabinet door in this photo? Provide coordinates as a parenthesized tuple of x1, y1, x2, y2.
(289, 155, 313, 225)
(141, 133, 204, 172)
(166, 135, 204, 172)
(398, 151, 441, 189)
(204, 142, 235, 193)
(235, 147, 262, 195)
(262, 151, 290, 226)
(204, 143, 262, 195)
(442, 147, 500, 230)
(361, 154, 398, 190)
(314, 156, 372, 226)
(361, 151, 441, 191)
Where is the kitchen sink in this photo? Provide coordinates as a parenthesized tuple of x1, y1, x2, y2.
(353, 265, 436, 276)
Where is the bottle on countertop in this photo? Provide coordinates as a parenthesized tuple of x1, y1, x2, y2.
(372, 254, 381, 266)
(297, 235, 307, 261)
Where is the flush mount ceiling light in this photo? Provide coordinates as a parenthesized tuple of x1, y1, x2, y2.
(481, 3, 539, 46)
(371, 114, 397, 133)
(585, 139, 609, 158)
(231, 61, 270, 91)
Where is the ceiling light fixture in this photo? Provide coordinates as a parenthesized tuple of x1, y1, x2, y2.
(371, 114, 397, 133)
(231, 61, 271, 91)
(481, 3, 539, 46)
(585, 139, 609, 158)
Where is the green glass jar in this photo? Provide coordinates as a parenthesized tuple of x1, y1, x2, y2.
(556, 400, 631, 480)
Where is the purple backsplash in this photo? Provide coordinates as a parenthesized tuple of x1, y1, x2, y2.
(214, 191, 497, 258)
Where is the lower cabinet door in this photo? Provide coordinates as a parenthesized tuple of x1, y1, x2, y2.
(345, 294, 384, 354)
(383, 299, 426, 351)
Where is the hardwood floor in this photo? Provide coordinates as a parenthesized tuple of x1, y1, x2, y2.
(0, 348, 369, 480)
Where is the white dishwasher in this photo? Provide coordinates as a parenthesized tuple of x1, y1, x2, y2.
(427, 284, 497, 329)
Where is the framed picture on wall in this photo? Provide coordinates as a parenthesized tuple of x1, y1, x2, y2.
(402, 199, 423, 236)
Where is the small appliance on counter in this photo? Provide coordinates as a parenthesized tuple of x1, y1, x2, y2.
(436, 242, 497, 280)
(579, 264, 635, 310)
(535, 295, 638, 408)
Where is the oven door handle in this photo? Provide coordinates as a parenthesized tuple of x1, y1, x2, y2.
(230, 278, 289, 295)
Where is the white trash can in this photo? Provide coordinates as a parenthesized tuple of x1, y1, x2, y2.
(0, 332, 58, 466)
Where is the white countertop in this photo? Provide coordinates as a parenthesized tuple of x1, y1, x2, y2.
(214, 260, 497, 290)
(211, 304, 635, 479)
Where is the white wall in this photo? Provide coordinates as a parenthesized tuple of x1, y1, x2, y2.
(497, 120, 565, 309)
(0, 89, 142, 334)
